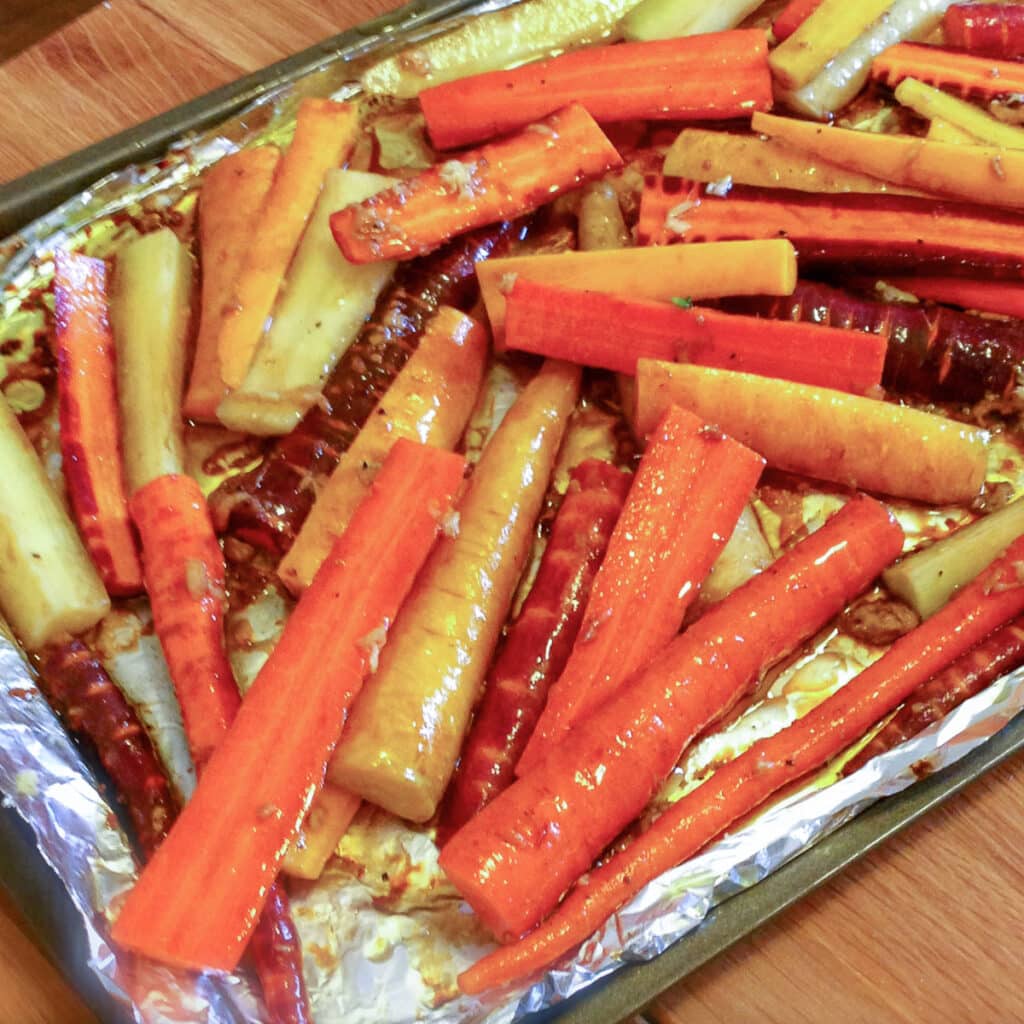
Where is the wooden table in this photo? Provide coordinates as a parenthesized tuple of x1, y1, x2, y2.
(1, 3, 1022, 1022)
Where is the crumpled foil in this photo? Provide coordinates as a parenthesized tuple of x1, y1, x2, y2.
(2, 2, 1024, 1022)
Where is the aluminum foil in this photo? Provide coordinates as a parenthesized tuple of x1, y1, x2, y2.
(2, 2, 1024, 1022)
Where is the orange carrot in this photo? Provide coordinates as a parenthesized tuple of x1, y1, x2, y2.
(515, 405, 765, 776)
(129, 474, 239, 771)
(636, 174, 701, 247)
(330, 103, 622, 264)
(872, 42, 1024, 100)
(503, 278, 887, 393)
(459, 532, 1024, 993)
(418, 31, 772, 150)
(52, 250, 143, 596)
(113, 439, 465, 971)
(773, 0, 824, 40)
(877, 275, 1024, 319)
(440, 497, 902, 942)
(437, 459, 631, 841)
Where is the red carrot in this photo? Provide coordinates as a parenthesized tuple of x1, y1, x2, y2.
(113, 440, 466, 971)
(773, 0, 825, 41)
(944, 4, 1024, 60)
(503, 278, 887, 394)
(248, 886, 312, 1024)
(872, 42, 1024, 99)
(438, 460, 630, 841)
(419, 31, 772, 150)
(129, 474, 239, 772)
(52, 250, 143, 596)
(440, 498, 901, 942)
(843, 616, 1024, 774)
(515, 408, 764, 776)
(330, 104, 621, 264)
(875, 275, 1024, 320)
(459, 533, 1024, 994)
(39, 640, 175, 859)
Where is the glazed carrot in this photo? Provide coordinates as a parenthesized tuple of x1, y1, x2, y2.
(926, 118, 980, 144)
(503, 278, 886, 393)
(773, 0, 824, 40)
(845, 617, 1024, 774)
(459, 533, 1024, 994)
(944, 4, 1024, 59)
(478, 239, 797, 344)
(636, 174, 701, 247)
(516, 406, 765, 775)
(439, 497, 903, 941)
(419, 31, 772, 150)
(329, 362, 580, 823)
(894, 77, 1024, 149)
(248, 886, 312, 1024)
(879, 275, 1024, 319)
(278, 306, 488, 594)
(183, 146, 280, 421)
(39, 640, 175, 859)
(112, 439, 466, 970)
(872, 42, 1024, 100)
(52, 250, 143, 596)
(330, 104, 622, 264)
(438, 459, 630, 840)
(217, 100, 360, 388)
(636, 361, 989, 507)
(282, 783, 362, 880)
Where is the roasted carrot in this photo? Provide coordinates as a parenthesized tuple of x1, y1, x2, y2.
(438, 459, 631, 841)
(330, 104, 621, 264)
(129, 474, 239, 771)
(329, 362, 580, 823)
(52, 250, 142, 596)
(773, 0, 824, 41)
(282, 783, 362, 880)
(503, 278, 886, 393)
(278, 306, 487, 595)
(39, 640, 175, 859)
(459, 533, 1024, 994)
(636, 360, 989, 507)
(478, 239, 797, 344)
(418, 31, 772, 150)
(878, 275, 1024, 319)
(751, 111, 1024, 209)
(217, 100, 360, 388)
(183, 146, 281, 422)
(248, 886, 312, 1024)
(516, 406, 765, 776)
(439, 498, 903, 941)
(112, 439, 466, 971)
(894, 77, 1024, 150)
(944, 4, 1024, 59)
(636, 174, 702, 247)
(872, 42, 1024, 100)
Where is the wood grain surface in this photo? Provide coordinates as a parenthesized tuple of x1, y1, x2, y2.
(1, 3, 1022, 1024)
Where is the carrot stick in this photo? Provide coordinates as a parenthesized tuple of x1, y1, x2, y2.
(418, 31, 772, 150)
(773, 0, 824, 41)
(478, 239, 797, 345)
(663, 183, 1024, 278)
(751, 110, 1024, 210)
(217, 100, 360, 388)
(894, 77, 1024, 150)
(183, 146, 280, 422)
(459, 531, 1024, 994)
(636, 174, 702, 247)
(52, 250, 143, 596)
(437, 459, 631, 841)
(872, 41, 1024, 100)
(281, 783, 362, 880)
(635, 360, 989, 507)
(39, 640, 176, 859)
(439, 497, 903, 941)
(844, 617, 1024, 774)
(112, 439, 466, 971)
(943, 4, 1024, 59)
(503, 278, 887, 393)
(515, 406, 765, 776)
(878, 275, 1024, 319)
(330, 104, 622, 264)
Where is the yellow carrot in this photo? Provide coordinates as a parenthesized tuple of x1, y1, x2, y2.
(281, 783, 362, 880)
(926, 118, 981, 144)
(478, 239, 796, 344)
(663, 129, 919, 195)
(635, 360, 988, 506)
(217, 100, 360, 389)
(277, 307, 488, 595)
(751, 111, 1024, 210)
(769, 0, 893, 91)
(328, 360, 581, 822)
(183, 146, 281, 422)
(896, 77, 1024, 151)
